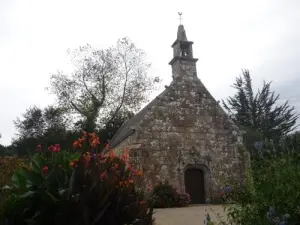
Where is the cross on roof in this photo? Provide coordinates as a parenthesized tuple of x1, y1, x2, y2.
(178, 12, 183, 25)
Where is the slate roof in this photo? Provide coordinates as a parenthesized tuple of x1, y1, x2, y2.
(109, 90, 167, 148)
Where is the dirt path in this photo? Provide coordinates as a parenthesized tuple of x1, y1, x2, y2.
(154, 205, 227, 225)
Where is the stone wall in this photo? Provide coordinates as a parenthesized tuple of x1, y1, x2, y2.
(120, 61, 248, 200)
(112, 59, 249, 201)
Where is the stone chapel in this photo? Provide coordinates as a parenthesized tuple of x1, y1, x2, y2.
(109, 25, 249, 204)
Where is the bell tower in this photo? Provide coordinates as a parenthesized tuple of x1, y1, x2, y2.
(169, 25, 198, 81)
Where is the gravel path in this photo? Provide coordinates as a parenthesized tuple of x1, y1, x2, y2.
(154, 205, 227, 225)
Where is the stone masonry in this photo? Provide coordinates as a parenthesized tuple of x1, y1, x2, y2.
(109, 25, 249, 203)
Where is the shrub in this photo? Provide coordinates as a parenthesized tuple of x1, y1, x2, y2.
(0, 157, 26, 212)
(0, 131, 154, 225)
(174, 192, 191, 207)
(0, 156, 26, 187)
(220, 148, 300, 225)
(151, 181, 190, 208)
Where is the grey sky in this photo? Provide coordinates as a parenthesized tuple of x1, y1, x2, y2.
(1, 0, 300, 145)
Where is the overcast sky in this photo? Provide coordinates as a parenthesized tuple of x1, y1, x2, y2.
(1, 0, 300, 145)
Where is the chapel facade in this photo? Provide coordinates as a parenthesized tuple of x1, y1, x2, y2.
(109, 25, 249, 204)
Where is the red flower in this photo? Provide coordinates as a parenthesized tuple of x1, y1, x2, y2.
(100, 171, 107, 180)
(103, 142, 110, 151)
(42, 165, 48, 175)
(113, 164, 119, 169)
(82, 130, 87, 137)
(48, 144, 60, 153)
(54, 144, 60, 152)
(69, 160, 78, 168)
(98, 153, 106, 160)
(36, 144, 41, 152)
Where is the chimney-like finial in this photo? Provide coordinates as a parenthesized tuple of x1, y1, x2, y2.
(178, 12, 183, 25)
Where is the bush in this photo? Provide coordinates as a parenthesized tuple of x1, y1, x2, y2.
(220, 148, 300, 225)
(0, 156, 27, 212)
(151, 181, 190, 208)
(0, 156, 26, 187)
(0, 131, 154, 225)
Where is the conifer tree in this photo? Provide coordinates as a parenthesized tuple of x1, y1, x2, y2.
(222, 69, 299, 145)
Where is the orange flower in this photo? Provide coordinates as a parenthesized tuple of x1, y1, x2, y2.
(137, 170, 143, 176)
(121, 148, 129, 162)
(72, 140, 82, 149)
(69, 160, 78, 168)
(86, 132, 100, 148)
(109, 150, 115, 159)
(91, 139, 100, 148)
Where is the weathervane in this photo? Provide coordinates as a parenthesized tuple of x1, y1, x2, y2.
(178, 12, 183, 25)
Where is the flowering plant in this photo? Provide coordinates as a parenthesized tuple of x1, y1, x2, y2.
(151, 181, 190, 208)
(219, 149, 300, 225)
(0, 131, 154, 225)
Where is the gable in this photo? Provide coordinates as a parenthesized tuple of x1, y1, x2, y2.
(109, 75, 239, 149)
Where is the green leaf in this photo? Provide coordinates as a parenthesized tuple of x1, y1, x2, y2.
(92, 202, 111, 225)
(58, 189, 67, 196)
(11, 170, 27, 189)
(20, 191, 35, 198)
(46, 191, 59, 202)
(32, 153, 43, 169)
(19, 167, 32, 180)
(1, 185, 12, 190)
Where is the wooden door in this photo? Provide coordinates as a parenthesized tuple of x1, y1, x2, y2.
(184, 168, 205, 204)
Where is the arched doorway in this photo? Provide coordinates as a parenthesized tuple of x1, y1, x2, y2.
(184, 168, 205, 204)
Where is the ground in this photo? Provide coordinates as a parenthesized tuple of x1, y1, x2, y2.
(154, 205, 226, 225)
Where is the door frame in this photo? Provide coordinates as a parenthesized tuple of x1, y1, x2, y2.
(183, 164, 211, 203)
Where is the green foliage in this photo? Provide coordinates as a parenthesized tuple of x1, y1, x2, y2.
(0, 149, 78, 225)
(0, 157, 27, 214)
(222, 69, 299, 147)
(221, 148, 300, 225)
(0, 157, 26, 187)
(0, 133, 154, 225)
(12, 105, 133, 156)
(12, 105, 76, 156)
(151, 181, 190, 208)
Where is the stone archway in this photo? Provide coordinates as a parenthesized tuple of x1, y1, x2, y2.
(183, 164, 211, 204)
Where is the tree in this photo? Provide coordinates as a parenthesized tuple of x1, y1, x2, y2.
(11, 105, 132, 155)
(98, 109, 134, 146)
(0, 134, 5, 155)
(14, 106, 70, 139)
(222, 69, 299, 146)
(49, 37, 160, 132)
(0, 143, 7, 156)
(12, 105, 73, 155)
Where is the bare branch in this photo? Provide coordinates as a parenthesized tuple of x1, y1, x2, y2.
(106, 52, 129, 125)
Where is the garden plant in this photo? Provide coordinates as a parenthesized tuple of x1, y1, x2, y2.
(0, 131, 154, 225)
